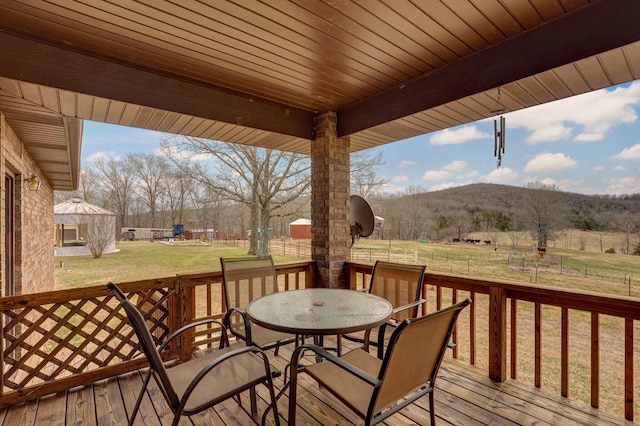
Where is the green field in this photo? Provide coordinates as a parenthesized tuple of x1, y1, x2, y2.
(55, 236, 640, 299)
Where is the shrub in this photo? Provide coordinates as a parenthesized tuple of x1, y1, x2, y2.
(604, 248, 616, 254)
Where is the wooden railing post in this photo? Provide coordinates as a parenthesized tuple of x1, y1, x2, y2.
(489, 287, 507, 381)
(305, 261, 318, 289)
(175, 275, 195, 361)
(345, 262, 357, 290)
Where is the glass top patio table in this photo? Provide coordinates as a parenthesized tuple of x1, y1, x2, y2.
(246, 288, 393, 335)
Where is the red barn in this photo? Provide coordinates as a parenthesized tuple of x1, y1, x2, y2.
(289, 218, 311, 239)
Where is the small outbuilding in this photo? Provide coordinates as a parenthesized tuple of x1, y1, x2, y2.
(289, 218, 311, 239)
(54, 198, 117, 256)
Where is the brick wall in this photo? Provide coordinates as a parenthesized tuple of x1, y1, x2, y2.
(1, 113, 55, 296)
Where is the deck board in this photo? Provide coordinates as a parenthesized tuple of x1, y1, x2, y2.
(0, 337, 634, 425)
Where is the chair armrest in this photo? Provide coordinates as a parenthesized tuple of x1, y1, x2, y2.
(390, 298, 427, 316)
(158, 318, 230, 352)
(291, 344, 379, 387)
(223, 307, 253, 344)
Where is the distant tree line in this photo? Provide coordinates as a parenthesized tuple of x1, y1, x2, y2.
(369, 183, 640, 254)
(55, 139, 639, 256)
(55, 138, 386, 256)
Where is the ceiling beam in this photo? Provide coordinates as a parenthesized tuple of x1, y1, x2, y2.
(337, 0, 640, 137)
(0, 32, 316, 140)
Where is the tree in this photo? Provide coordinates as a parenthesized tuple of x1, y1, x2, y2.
(522, 182, 566, 249)
(129, 153, 167, 227)
(54, 167, 101, 205)
(613, 210, 637, 254)
(159, 145, 195, 225)
(161, 136, 311, 255)
(351, 148, 387, 198)
(92, 156, 136, 231)
(84, 215, 114, 258)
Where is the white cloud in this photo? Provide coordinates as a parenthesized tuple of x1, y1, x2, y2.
(430, 125, 491, 146)
(524, 152, 577, 173)
(506, 81, 640, 144)
(422, 170, 451, 181)
(483, 167, 520, 183)
(614, 165, 627, 172)
(593, 165, 605, 171)
(605, 177, 640, 195)
(575, 132, 604, 142)
(392, 175, 409, 183)
(525, 124, 572, 144)
(86, 151, 119, 162)
(398, 160, 416, 168)
(611, 144, 640, 160)
(443, 160, 468, 171)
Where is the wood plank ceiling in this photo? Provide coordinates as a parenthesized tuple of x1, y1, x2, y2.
(0, 0, 639, 190)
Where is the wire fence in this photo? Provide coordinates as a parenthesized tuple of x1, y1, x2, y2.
(217, 238, 639, 298)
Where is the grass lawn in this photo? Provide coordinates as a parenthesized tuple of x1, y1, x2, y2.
(54, 240, 298, 289)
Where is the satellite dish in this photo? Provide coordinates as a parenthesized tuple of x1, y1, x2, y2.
(350, 195, 375, 248)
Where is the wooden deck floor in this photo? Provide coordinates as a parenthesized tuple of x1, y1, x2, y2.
(0, 338, 633, 426)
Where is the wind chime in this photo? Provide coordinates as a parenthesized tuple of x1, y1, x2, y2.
(491, 88, 506, 168)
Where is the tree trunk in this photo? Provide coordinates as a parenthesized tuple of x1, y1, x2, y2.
(249, 202, 259, 255)
(258, 206, 270, 256)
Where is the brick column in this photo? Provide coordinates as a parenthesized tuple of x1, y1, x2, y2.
(311, 112, 350, 288)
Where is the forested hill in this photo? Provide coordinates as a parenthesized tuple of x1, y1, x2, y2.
(374, 183, 640, 239)
(410, 183, 640, 215)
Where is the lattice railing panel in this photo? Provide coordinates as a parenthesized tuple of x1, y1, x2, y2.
(1, 287, 172, 391)
(0, 263, 316, 407)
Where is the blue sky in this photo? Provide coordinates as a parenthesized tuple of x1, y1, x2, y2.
(82, 81, 640, 196)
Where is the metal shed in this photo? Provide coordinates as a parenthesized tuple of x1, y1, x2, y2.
(54, 198, 117, 256)
(289, 218, 311, 239)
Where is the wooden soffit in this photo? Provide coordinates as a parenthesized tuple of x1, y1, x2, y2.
(0, 0, 639, 189)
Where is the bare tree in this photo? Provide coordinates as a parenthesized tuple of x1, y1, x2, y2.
(159, 146, 194, 225)
(92, 156, 136, 231)
(54, 167, 101, 205)
(613, 210, 637, 254)
(128, 153, 167, 227)
(351, 148, 388, 198)
(522, 182, 566, 249)
(84, 215, 114, 258)
(162, 136, 311, 255)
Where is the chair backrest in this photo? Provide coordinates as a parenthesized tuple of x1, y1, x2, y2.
(107, 282, 179, 408)
(220, 256, 279, 312)
(368, 261, 426, 322)
(371, 298, 471, 415)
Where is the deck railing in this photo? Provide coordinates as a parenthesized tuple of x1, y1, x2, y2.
(0, 260, 637, 420)
(0, 261, 314, 408)
(346, 261, 640, 421)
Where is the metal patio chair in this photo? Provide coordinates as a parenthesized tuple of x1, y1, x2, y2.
(220, 255, 298, 354)
(289, 298, 471, 426)
(107, 282, 280, 426)
(341, 260, 427, 358)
